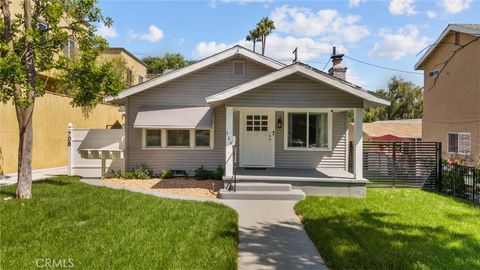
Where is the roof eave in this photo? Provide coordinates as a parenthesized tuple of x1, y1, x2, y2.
(104, 45, 285, 101)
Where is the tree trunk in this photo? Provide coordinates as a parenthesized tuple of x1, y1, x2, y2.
(262, 35, 266, 55)
(15, 0, 36, 199)
(15, 106, 34, 199)
(253, 40, 256, 53)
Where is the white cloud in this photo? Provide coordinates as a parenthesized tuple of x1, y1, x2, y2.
(349, 0, 365, 8)
(126, 25, 164, 43)
(438, 0, 472, 14)
(193, 34, 345, 63)
(426, 10, 437, 18)
(368, 25, 429, 60)
(270, 6, 369, 43)
(140, 25, 164, 43)
(96, 25, 117, 38)
(389, 0, 417, 16)
(346, 66, 366, 86)
(192, 41, 231, 59)
(126, 29, 138, 40)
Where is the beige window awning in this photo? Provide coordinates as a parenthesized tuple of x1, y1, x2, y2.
(133, 106, 214, 129)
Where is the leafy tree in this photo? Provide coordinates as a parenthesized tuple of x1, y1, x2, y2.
(142, 53, 193, 75)
(256, 17, 275, 56)
(0, 0, 123, 199)
(245, 28, 260, 53)
(363, 76, 423, 122)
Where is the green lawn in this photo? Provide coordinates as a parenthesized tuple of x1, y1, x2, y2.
(0, 176, 238, 270)
(295, 189, 480, 270)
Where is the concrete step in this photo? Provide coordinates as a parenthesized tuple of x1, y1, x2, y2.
(229, 182, 293, 192)
(219, 189, 306, 200)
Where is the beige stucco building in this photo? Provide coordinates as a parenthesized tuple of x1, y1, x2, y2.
(97, 48, 148, 86)
(415, 24, 480, 164)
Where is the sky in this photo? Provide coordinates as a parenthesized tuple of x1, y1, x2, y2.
(96, 0, 479, 91)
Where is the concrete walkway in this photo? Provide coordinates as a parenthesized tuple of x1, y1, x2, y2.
(223, 200, 328, 270)
(80, 178, 327, 270)
(0, 166, 67, 186)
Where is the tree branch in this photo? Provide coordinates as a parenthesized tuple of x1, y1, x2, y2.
(428, 35, 480, 91)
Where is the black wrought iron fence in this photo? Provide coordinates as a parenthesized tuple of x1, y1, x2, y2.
(440, 163, 479, 204)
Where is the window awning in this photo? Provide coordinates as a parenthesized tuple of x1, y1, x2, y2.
(133, 106, 214, 129)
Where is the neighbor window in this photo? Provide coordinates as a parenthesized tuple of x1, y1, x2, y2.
(448, 132, 471, 155)
(138, 75, 144, 83)
(126, 69, 133, 86)
(63, 37, 76, 58)
(145, 129, 161, 147)
(167, 130, 190, 147)
(428, 69, 440, 78)
(195, 130, 211, 147)
(286, 112, 330, 150)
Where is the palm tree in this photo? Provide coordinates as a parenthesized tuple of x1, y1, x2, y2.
(257, 17, 275, 56)
(245, 28, 260, 53)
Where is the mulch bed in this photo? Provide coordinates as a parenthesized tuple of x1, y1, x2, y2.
(102, 178, 223, 199)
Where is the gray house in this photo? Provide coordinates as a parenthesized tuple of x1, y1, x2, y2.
(106, 46, 388, 197)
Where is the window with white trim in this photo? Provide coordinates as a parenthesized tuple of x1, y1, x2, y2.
(143, 128, 213, 149)
(145, 129, 161, 147)
(167, 130, 190, 147)
(448, 132, 471, 155)
(285, 111, 331, 150)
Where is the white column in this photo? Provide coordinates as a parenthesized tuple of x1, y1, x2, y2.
(354, 108, 363, 179)
(225, 107, 234, 177)
(67, 123, 73, 176)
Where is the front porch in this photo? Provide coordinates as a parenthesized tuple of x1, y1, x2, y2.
(225, 168, 368, 198)
(234, 167, 357, 182)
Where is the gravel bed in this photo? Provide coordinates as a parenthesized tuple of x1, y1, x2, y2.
(102, 178, 223, 199)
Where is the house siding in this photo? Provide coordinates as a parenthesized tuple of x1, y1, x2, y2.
(126, 57, 275, 171)
(421, 32, 480, 162)
(227, 74, 364, 108)
(274, 111, 347, 170)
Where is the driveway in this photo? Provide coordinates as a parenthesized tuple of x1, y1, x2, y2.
(222, 200, 328, 270)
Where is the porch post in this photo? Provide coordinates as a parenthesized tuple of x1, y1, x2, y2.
(354, 108, 363, 179)
(225, 107, 234, 177)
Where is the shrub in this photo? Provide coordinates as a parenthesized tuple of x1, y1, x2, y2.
(159, 169, 173, 179)
(194, 166, 211, 180)
(210, 166, 224, 180)
(122, 165, 153, 179)
(193, 165, 224, 180)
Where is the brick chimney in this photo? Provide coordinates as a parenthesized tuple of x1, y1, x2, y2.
(328, 46, 347, 81)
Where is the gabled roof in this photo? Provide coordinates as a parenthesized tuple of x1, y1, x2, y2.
(103, 47, 149, 68)
(205, 63, 390, 107)
(105, 46, 286, 102)
(415, 24, 480, 70)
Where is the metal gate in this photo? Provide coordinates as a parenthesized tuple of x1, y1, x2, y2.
(361, 141, 441, 188)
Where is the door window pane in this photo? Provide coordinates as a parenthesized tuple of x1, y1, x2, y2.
(309, 113, 328, 148)
(246, 115, 268, 132)
(288, 113, 307, 147)
(146, 130, 161, 147)
(195, 130, 210, 147)
(168, 130, 190, 147)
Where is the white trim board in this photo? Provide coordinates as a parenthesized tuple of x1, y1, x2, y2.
(105, 46, 285, 103)
(205, 64, 390, 107)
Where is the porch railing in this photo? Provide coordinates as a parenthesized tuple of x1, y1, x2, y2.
(226, 140, 238, 192)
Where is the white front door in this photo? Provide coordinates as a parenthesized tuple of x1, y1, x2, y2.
(239, 109, 275, 167)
